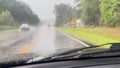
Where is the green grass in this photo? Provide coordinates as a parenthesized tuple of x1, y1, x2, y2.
(0, 25, 18, 33)
(58, 28, 120, 48)
(0, 29, 17, 33)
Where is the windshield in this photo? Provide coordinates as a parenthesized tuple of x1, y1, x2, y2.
(0, 0, 120, 65)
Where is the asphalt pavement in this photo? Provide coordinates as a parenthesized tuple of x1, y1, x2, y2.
(19, 25, 87, 56)
(0, 25, 88, 61)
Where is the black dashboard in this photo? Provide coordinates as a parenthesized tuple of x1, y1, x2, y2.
(13, 56, 120, 68)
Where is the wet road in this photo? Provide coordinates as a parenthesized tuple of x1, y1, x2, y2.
(19, 25, 88, 56)
(0, 25, 89, 62)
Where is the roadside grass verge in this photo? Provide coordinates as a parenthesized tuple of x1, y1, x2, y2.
(0, 25, 18, 33)
(57, 28, 120, 49)
(0, 29, 18, 34)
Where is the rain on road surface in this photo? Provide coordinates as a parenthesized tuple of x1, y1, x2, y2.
(19, 25, 87, 56)
(0, 25, 88, 61)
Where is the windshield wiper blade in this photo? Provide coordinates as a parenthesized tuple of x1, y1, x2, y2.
(51, 43, 120, 57)
(27, 42, 120, 63)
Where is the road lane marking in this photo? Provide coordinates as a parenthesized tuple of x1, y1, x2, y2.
(19, 32, 43, 54)
(58, 31, 90, 47)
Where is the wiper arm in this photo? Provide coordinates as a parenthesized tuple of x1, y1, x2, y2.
(27, 42, 120, 63)
(50, 43, 120, 57)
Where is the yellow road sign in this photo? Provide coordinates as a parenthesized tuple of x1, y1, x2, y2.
(71, 18, 77, 25)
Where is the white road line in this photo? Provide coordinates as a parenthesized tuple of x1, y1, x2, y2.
(58, 31, 90, 47)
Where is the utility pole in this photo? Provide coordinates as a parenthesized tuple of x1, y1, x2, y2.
(72, 0, 77, 30)
(74, 0, 76, 18)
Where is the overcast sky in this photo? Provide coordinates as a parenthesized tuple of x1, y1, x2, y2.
(21, 0, 73, 20)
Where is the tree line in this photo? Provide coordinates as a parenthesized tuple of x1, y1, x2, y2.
(54, 3, 73, 27)
(76, 0, 120, 27)
(0, 0, 40, 27)
(54, 0, 120, 27)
